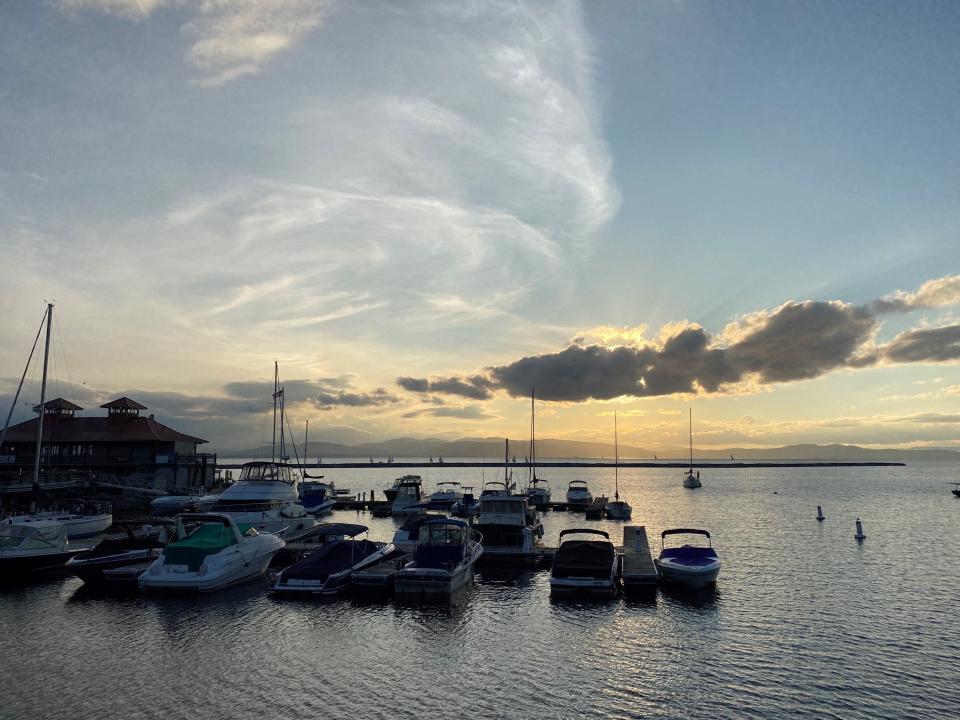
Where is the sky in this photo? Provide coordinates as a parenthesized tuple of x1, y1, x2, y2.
(1, 0, 959, 453)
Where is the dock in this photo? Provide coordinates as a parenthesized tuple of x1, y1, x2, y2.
(351, 550, 410, 592)
(620, 525, 658, 596)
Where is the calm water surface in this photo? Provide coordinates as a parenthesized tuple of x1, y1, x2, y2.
(3, 462, 958, 719)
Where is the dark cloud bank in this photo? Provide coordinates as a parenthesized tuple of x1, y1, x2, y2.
(398, 294, 960, 403)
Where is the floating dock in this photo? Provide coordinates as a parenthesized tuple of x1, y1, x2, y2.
(351, 550, 410, 593)
(620, 526, 658, 596)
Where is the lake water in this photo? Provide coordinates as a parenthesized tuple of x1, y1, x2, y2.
(2, 461, 958, 719)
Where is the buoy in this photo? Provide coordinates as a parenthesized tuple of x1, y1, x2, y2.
(855, 518, 866, 541)
(816, 505, 825, 521)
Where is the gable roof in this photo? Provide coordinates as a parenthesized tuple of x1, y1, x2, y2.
(1, 416, 207, 445)
(100, 397, 148, 410)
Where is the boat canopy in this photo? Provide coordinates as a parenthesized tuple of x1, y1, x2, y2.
(568, 480, 589, 488)
(0, 521, 66, 550)
(310, 523, 368, 539)
(415, 519, 467, 568)
(238, 462, 296, 484)
(661, 528, 711, 539)
(162, 521, 239, 571)
(560, 528, 609, 540)
(435, 482, 461, 488)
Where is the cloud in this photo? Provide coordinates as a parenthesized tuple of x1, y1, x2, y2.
(60, 0, 335, 85)
(397, 375, 497, 400)
(402, 405, 494, 420)
(871, 274, 960, 314)
(403, 275, 960, 403)
(878, 325, 960, 364)
(224, 377, 399, 411)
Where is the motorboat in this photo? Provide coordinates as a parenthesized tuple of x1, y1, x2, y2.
(270, 523, 394, 596)
(139, 513, 285, 592)
(549, 529, 618, 596)
(298, 480, 336, 515)
(395, 518, 483, 599)
(683, 407, 702, 489)
(149, 494, 203, 516)
(391, 477, 425, 516)
(526, 478, 551, 510)
(565, 480, 592, 506)
(450, 486, 478, 518)
(480, 481, 510, 497)
(472, 494, 543, 560)
(604, 412, 632, 520)
(0, 521, 85, 578)
(391, 511, 447, 553)
(6, 501, 113, 539)
(67, 523, 169, 586)
(384, 475, 421, 503)
(202, 461, 317, 539)
(428, 481, 463, 509)
(655, 528, 720, 589)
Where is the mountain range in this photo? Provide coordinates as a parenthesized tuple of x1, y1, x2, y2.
(219, 437, 960, 462)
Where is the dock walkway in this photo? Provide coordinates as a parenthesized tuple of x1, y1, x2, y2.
(621, 525, 658, 596)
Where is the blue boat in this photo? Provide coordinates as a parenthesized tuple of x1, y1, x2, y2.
(655, 528, 720, 589)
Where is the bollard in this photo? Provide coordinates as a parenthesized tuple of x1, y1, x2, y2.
(816, 505, 825, 521)
(855, 518, 866, 541)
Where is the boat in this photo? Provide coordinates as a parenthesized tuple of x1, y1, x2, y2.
(683, 407, 702, 489)
(391, 476, 425, 516)
(270, 523, 394, 596)
(549, 529, 618, 596)
(149, 494, 204, 516)
(655, 528, 720, 588)
(66, 523, 169, 586)
(524, 388, 552, 509)
(473, 493, 543, 561)
(6, 501, 113, 539)
(391, 511, 447, 553)
(384, 474, 421, 503)
(350, 547, 411, 594)
(0, 521, 85, 578)
(450, 486, 479, 518)
(298, 480, 336, 515)
(584, 496, 607, 520)
(480, 481, 510, 497)
(565, 480, 592, 506)
(0, 303, 113, 540)
(139, 513, 285, 592)
(395, 518, 483, 599)
(428, 481, 463, 509)
(604, 412, 632, 519)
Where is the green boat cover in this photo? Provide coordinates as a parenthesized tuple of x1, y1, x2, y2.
(162, 523, 238, 571)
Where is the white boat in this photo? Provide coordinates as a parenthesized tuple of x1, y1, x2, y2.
(298, 480, 336, 515)
(391, 477, 425, 516)
(683, 407, 702, 489)
(550, 529, 618, 596)
(139, 513, 284, 592)
(270, 523, 394, 596)
(604, 412, 632, 520)
(428, 481, 463, 507)
(6, 505, 113, 539)
(655, 528, 720, 588)
(473, 493, 543, 560)
(384, 474, 421, 503)
(565, 480, 592, 506)
(0, 521, 85, 578)
(395, 518, 483, 599)
(149, 494, 202, 516)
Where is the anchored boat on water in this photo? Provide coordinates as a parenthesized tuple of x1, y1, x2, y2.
(655, 528, 720, 589)
(0, 521, 84, 578)
(67, 523, 169, 587)
(139, 513, 285, 592)
(395, 518, 483, 599)
(550, 529, 618, 596)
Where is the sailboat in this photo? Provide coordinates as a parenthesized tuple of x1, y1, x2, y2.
(2, 303, 112, 538)
(604, 413, 632, 519)
(683, 407, 702, 488)
(524, 388, 551, 509)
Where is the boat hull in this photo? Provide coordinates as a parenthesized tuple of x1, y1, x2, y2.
(655, 558, 720, 588)
(140, 549, 279, 592)
(67, 548, 162, 585)
(0, 550, 85, 578)
(395, 563, 473, 598)
(7, 513, 113, 539)
(549, 576, 617, 597)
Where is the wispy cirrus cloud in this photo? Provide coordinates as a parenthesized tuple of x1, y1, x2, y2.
(60, 0, 335, 85)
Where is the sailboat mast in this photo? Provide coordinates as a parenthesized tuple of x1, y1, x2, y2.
(504, 437, 509, 483)
(31, 303, 53, 495)
(530, 387, 536, 484)
(689, 406, 693, 470)
(272, 361, 278, 463)
(304, 419, 309, 474)
(614, 411, 619, 501)
(280, 386, 286, 460)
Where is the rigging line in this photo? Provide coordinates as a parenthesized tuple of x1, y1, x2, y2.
(283, 412, 302, 469)
(0, 310, 47, 449)
(53, 311, 75, 395)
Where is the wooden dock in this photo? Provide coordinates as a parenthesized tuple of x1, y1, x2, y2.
(620, 525, 658, 596)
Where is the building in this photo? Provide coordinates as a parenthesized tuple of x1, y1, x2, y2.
(0, 396, 215, 494)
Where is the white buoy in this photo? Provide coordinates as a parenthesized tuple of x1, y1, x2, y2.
(854, 518, 866, 541)
(816, 505, 825, 521)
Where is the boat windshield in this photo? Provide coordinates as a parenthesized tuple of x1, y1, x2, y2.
(480, 499, 524, 514)
(239, 463, 294, 484)
(423, 524, 464, 545)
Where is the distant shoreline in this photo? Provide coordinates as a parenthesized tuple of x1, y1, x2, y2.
(218, 460, 907, 469)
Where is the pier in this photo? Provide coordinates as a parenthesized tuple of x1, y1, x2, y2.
(219, 460, 906, 469)
(620, 525, 658, 596)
